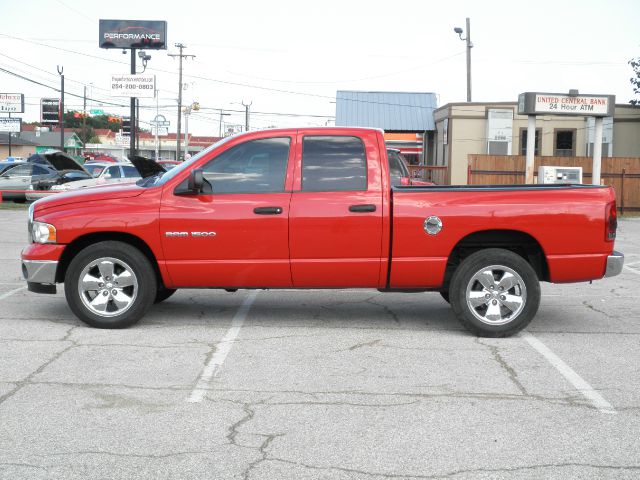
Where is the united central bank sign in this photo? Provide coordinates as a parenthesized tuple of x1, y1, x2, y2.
(518, 92, 615, 117)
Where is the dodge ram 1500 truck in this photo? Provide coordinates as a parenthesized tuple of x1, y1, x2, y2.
(22, 128, 624, 337)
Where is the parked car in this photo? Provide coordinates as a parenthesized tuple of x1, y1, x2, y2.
(387, 149, 434, 186)
(157, 159, 181, 171)
(49, 157, 164, 192)
(1, 160, 89, 202)
(23, 152, 93, 201)
(22, 128, 623, 337)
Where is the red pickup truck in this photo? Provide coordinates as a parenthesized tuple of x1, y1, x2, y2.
(22, 128, 624, 337)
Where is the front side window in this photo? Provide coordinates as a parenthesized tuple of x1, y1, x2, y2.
(201, 137, 290, 194)
(105, 166, 121, 179)
(301, 136, 367, 192)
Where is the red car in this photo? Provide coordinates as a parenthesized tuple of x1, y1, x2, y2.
(22, 128, 623, 336)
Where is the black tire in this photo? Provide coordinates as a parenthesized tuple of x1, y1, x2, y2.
(439, 291, 450, 304)
(154, 287, 177, 304)
(449, 248, 540, 337)
(64, 241, 157, 328)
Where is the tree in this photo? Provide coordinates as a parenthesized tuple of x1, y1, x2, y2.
(630, 57, 640, 105)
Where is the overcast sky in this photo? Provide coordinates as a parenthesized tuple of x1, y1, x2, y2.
(0, 0, 638, 136)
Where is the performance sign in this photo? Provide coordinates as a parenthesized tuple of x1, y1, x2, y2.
(110, 74, 156, 98)
(0, 93, 24, 113)
(518, 92, 615, 117)
(99, 20, 167, 50)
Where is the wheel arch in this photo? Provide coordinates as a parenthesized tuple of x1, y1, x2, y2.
(56, 232, 164, 287)
(442, 229, 549, 290)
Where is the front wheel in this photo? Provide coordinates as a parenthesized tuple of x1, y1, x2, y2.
(64, 241, 157, 328)
(449, 248, 540, 337)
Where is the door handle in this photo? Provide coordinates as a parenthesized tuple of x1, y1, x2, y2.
(349, 204, 376, 213)
(253, 206, 283, 215)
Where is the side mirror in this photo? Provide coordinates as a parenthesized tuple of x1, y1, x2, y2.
(187, 169, 204, 194)
(400, 176, 411, 186)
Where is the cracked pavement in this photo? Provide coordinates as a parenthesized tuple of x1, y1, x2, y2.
(1, 209, 640, 479)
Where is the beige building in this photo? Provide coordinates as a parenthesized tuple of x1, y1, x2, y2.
(434, 102, 640, 184)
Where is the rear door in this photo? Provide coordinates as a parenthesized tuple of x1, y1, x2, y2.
(289, 131, 385, 287)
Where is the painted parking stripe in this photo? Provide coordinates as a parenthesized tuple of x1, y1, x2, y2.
(0, 286, 26, 301)
(522, 332, 616, 414)
(623, 266, 640, 276)
(187, 290, 258, 403)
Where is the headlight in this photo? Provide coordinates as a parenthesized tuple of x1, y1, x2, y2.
(31, 221, 57, 244)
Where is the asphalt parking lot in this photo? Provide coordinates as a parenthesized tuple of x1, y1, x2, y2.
(1, 206, 639, 479)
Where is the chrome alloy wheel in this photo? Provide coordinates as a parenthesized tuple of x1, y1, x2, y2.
(77, 257, 138, 317)
(465, 265, 527, 326)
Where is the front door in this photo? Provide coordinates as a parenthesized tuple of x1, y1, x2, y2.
(160, 134, 295, 288)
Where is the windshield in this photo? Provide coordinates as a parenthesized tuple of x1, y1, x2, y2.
(85, 165, 106, 178)
(138, 135, 236, 188)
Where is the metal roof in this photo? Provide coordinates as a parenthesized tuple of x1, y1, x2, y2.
(335, 91, 437, 131)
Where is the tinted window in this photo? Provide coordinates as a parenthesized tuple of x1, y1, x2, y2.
(122, 166, 139, 178)
(302, 136, 366, 192)
(201, 137, 290, 194)
(32, 165, 50, 176)
(106, 166, 121, 178)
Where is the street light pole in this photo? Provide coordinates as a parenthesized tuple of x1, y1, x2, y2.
(57, 65, 64, 151)
(454, 18, 473, 102)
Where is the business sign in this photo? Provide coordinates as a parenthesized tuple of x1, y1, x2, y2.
(110, 74, 156, 98)
(486, 109, 513, 155)
(0, 117, 21, 133)
(99, 20, 167, 50)
(151, 126, 169, 136)
(90, 109, 104, 116)
(41, 98, 61, 125)
(518, 92, 615, 117)
(0, 93, 24, 113)
(115, 133, 130, 146)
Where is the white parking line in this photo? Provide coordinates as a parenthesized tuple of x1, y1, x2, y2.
(624, 266, 640, 276)
(187, 290, 258, 403)
(522, 332, 616, 414)
(0, 286, 26, 301)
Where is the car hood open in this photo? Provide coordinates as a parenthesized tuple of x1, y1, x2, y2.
(28, 152, 87, 173)
(128, 155, 166, 178)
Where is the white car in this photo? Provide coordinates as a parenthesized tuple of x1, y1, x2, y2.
(50, 162, 141, 191)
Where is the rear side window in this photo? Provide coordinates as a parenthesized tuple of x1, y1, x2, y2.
(302, 136, 367, 192)
(5, 164, 32, 176)
(202, 137, 290, 194)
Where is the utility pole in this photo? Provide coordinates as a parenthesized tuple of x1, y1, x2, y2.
(82, 85, 87, 148)
(57, 65, 64, 151)
(453, 18, 473, 102)
(242, 100, 252, 132)
(465, 17, 472, 103)
(168, 43, 195, 160)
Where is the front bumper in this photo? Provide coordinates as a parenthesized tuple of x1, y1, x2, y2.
(604, 251, 624, 278)
(22, 260, 58, 294)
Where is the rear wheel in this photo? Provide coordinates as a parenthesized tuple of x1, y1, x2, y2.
(64, 241, 157, 328)
(449, 248, 540, 337)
